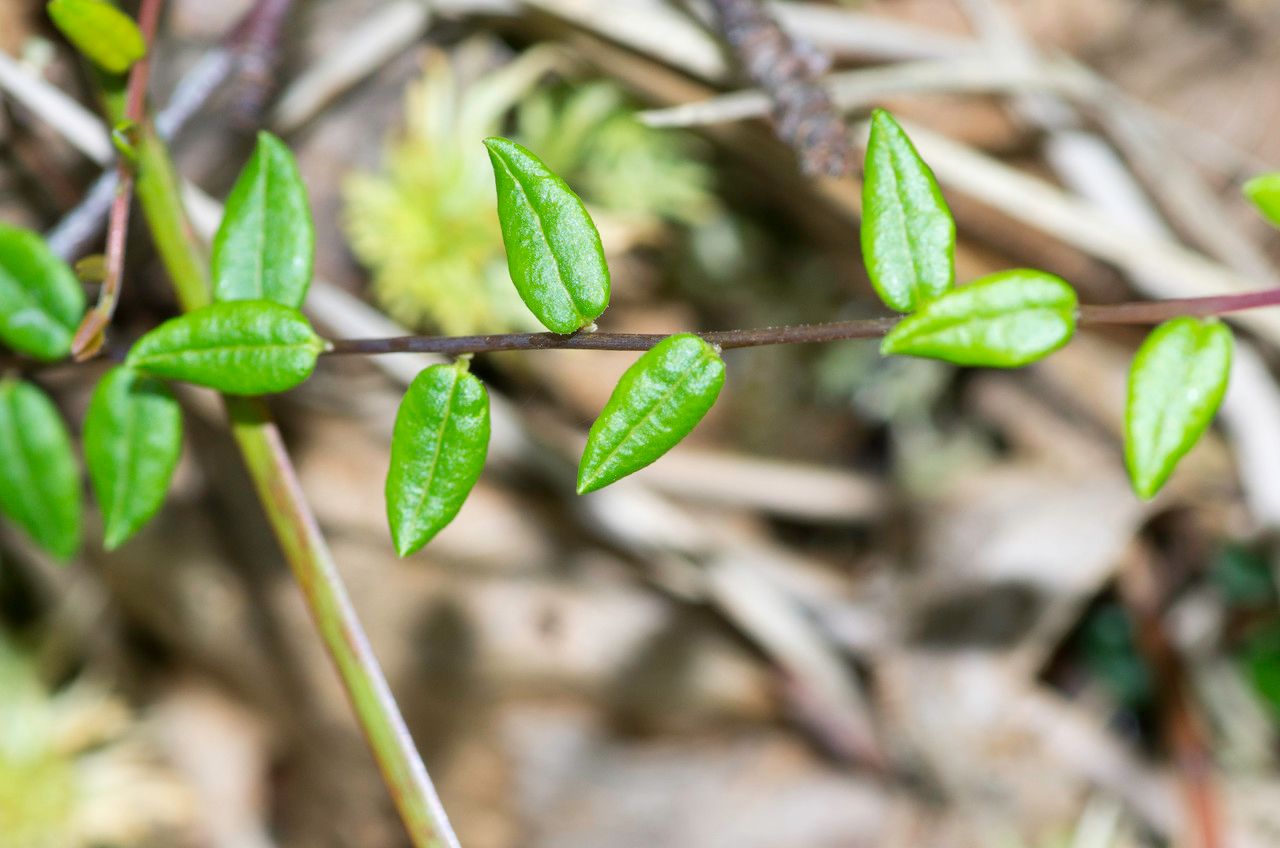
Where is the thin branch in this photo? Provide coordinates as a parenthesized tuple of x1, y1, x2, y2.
(70, 0, 165, 361)
(7, 287, 1279, 373)
(124, 74, 462, 848)
(1078, 287, 1280, 324)
(324, 317, 900, 355)
(324, 287, 1280, 357)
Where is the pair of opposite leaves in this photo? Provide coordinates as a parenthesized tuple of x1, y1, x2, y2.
(0, 133, 316, 557)
(387, 139, 726, 556)
(861, 109, 1237, 501)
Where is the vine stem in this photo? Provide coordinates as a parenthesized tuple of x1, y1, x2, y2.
(127, 113, 461, 848)
(324, 287, 1280, 357)
(70, 0, 165, 361)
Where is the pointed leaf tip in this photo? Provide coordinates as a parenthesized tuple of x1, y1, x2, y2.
(1125, 317, 1232, 500)
(880, 269, 1077, 367)
(861, 109, 955, 312)
(125, 301, 324, 395)
(577, 334, 724, 493)
(1244, 172, 1280, 229)
(212, 132, 315, 308)
(484, 137, 611, 334)
(386, 364, 490, 556)
(85, 367, 183, 550)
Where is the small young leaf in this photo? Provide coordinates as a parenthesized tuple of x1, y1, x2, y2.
(880, 269, 1077, 367)
(0, 380, 81, 559)
(578, 334, 724, 494)
(1244, 172, 1280, 229)
(1124, 317, 1232, 500)
(386, 363, 490, 557)
(126, 301, 326, 395)
(483, 137, 611, 334)
(84, 367, 183, 549)
(861, 109, 955, 312)
(0, 224, 86, 360)
(47, 0, 146, 74)
(212, 132, 315, 308)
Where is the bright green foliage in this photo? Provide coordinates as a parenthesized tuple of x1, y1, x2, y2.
(0, 225, 85, 360)
(0, 380, 81, 560)
(83, 367, 183, 549)
(386, 363, 490, 556)
(880, 269, 1077, 367)
(47, 0, 146, 73)
(343, 49, 556, 336)
(1124, 317, 1232, 500)
(212, 132, 315, 308)
(861, 109, 955, 312)
(484, 136, 611, 334)
(126, 301, 326, 395)
(1244, 172, 1280, 229)
(343, 55, 713, 336)
(578, 334, 725, 494)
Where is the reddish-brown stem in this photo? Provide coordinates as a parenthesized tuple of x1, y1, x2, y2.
(1079, 286, 1280, 324)
(325, 288, 1280, 357)
(1120, 545, 1223, 848)
(70, 0, 165, 361)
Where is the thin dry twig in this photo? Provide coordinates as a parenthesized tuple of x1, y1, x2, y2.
(706, 0, 853, 176)
(68, 0, 165, 361)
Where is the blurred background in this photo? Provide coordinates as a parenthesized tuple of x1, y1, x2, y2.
(3, 0, 1280, 845)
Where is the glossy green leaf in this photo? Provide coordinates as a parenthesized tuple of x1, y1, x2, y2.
(126, 301, 326, 395)
(83, 367, 183, 549)
(212, 132, 315, 308)
(1124, 317, 1232, 500)
(1244, 172, 1280, 229)
(47, 0, 146, 74)
(0, 380, 81, 559)
(578, 334, 724, 494)
(0, 224, 86, 360)
(880, 269, 1077, 367)
(483, 136, 611, 334)
(386, 363, 490, 556)
(861, 109, 955, 312)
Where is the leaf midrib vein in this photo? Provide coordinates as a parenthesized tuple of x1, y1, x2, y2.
(494, 153, 586, 324)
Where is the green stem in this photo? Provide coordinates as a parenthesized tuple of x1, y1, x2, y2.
(133, 123, 459, 848)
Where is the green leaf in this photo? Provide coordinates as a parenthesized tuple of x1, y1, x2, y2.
(125, 301, 326, 395)
(0, 225, 86, 360)
(47, 0, 146, 74)
(386, 363, 490, 556)
(1124, 317, 1232, 500)
(0, 380, 81, 559)
(880, 269, 1077, 367)
(861, 109, 955, 312)
(1244, 172, 1280, 229)
(212, 132, 315, 308)
(83, 367, 183, 549)
(483, 136, 611, 334)
(578, 334, 724, 494)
